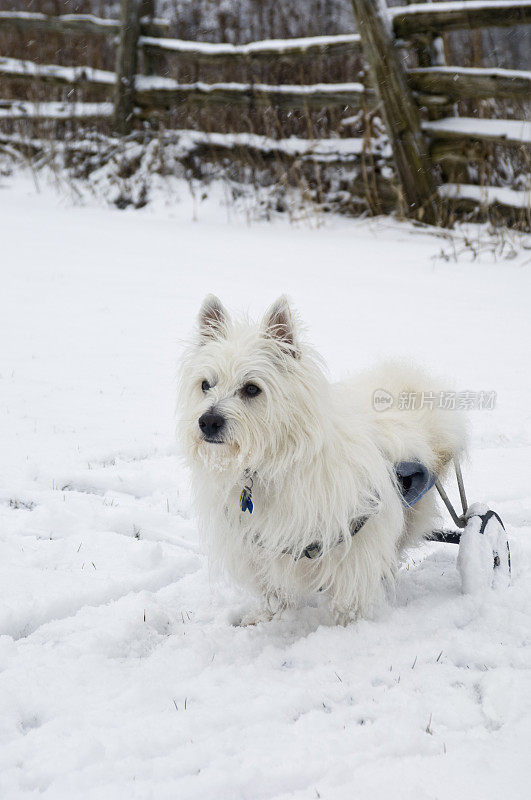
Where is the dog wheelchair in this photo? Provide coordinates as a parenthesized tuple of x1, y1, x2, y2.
(397, 460, 511, 591)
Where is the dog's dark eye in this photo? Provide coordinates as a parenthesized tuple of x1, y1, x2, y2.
(201, 380, 210, 393)
(242, 383, 261, 398)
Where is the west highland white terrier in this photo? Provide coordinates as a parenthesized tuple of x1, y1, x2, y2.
(178, 295, 466, 625)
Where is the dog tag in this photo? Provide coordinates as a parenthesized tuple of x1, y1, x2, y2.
(239, 486, 253, 514)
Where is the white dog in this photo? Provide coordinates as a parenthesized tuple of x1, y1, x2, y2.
(178, 295, 466, 625)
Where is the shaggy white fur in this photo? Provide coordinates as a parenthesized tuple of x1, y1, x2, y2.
(178, 296, 467, 625)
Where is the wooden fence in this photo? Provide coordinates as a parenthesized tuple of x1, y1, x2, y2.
(0, 0, 530, 223)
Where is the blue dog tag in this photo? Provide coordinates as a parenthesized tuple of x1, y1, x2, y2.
(239, 486, 254, 514)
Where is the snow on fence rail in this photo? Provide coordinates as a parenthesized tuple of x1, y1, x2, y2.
(0, 11, 168, 38)
(392, 0, 531, 37)
(423, 117, 531, 146)
(140, 34, 363, 65)
(425, 117, 531, 166)
(0, 100, 113, 121)
(439, 183, 530, 215)
(161, 130, 381, 166)
(0, 57, 115, 91)
(134, 78, 372, 110)
(408, 67, 531, 101)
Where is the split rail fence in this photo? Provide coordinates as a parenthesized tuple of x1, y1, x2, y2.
(0, 0, 530, 224)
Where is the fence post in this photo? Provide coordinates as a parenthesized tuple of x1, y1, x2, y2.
(350, 0, 438, 222)
(114, 0, 141, 135)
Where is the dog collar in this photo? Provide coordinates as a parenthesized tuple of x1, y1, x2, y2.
(299, 514, 370, 560)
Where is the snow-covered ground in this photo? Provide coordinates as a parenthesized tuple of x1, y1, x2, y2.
(1, 173, 530, 799)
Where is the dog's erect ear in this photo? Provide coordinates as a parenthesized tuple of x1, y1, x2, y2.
(262, 296, 300, 358)
(197, 295, 229, 342)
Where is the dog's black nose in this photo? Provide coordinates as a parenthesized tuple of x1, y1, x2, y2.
(198, 411, 226, 441)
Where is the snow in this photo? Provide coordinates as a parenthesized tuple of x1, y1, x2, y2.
(439, 183, 530, 209)
(1, 174, 531, 798)
(140, 32, 361, 55)
(423, 117, 531, 144)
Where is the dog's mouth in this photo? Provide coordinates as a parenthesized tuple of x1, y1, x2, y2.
(196, 437, 240, 471)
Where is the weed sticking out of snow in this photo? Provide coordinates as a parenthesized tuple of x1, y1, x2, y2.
(429, 222, 530, 263)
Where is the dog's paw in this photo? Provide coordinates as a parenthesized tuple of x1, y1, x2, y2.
(331, 606, 359, 627)
(237, 608, 276, 627)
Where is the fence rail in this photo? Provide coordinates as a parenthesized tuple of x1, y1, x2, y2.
(391, 0, 531, 36)
(0, 11, 169, 37)
(0, 100, 113, 121)
(1, 0, 529, 224)
(0, 57, 115, 91)
(408, 67, 531, 101)
(134, 79, 372, 111)
(140, 33, 363, 65)
(424, 117, 531, 146)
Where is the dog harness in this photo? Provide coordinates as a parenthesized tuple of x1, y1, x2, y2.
(238, 459, 511, 583)
(239, 461, 438, 560)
